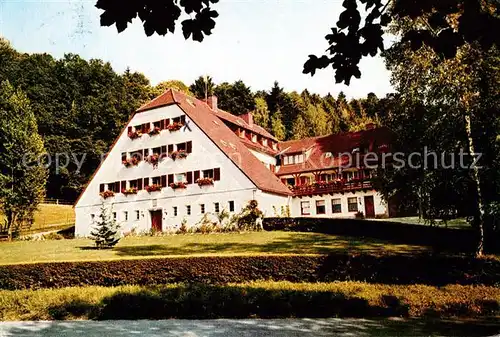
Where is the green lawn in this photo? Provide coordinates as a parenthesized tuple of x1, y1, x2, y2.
(0, 204, 75, 234)
(0, 231, 428, 265)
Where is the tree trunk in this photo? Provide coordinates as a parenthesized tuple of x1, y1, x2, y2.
(464, 111, 485, 257)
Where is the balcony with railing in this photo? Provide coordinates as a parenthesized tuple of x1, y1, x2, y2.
(291, 179, 373, 197)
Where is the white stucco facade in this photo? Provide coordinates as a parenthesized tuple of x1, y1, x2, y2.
(289, 190, 388, 219)
(75, 104, 290, 236)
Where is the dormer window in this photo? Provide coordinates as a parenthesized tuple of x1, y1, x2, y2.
(272, 142, 278, 150)
(262, 138, 268, 147)
(283, 153, 305, 165)
(251, 133, 257, 143)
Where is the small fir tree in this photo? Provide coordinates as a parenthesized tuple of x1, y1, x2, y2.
(90, 203, 120, 248)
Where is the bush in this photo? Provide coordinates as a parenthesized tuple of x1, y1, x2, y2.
(0, 282, 498, 320)
(0, 253, 498, 290)
(41, 233, 64, 240)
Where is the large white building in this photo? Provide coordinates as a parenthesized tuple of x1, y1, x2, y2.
(75, 89, 392, 236)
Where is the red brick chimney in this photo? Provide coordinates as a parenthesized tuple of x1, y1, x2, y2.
(241, 112, 253, 126)
(206, 96, 218, 111)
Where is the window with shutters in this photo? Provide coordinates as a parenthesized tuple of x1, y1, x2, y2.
(316, 200, 326, 215)
(332, 199, 342, 213)
(186, 171, 193, 184)
(121, 152, 127, 161)
(180, 115, 186, 124)
(152, 176, 161, 185)
(214, 168, 220, 181)
(175, 173, 186, 183)
(167, 144, 174, 154)
(127, 126, 132, 134)
(229, 201, 235, 212)
(135, 210, 140, 220)
(177, 142, 186, 151)
(152, 147, 161, 155)
(153, 121, 161, 129)
(172, 116, 181, 124)
(161, 175, 167, 187)
(168, 174, 174, 185)
(99, 184, 105, 192)
(143, 177, 149, 187)
(161, 145, 167, 157)
(121, 181, 127, 192)
(200, 204, 205, 214)
(129, 180, 137, 189)
(203, 169, 214, 179)
(186, 205, 191, 215)
(214, 202, 220, 213)
(193, 170, 200, 182)
(173, 206, 178, 217)
(137, 178, 143, 190)
(348, 197, 358, 212)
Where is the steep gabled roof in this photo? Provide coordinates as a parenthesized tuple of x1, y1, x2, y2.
(137, 90, 178, 112)
(212, 108, 278, 141)
(138, 89, 292, 196)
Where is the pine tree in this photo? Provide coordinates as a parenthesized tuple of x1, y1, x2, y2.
(0, 81, 47, 239)
(90, 203, 121, 248)
(253, 97, 270, 129)
(270, 108, 286, 141)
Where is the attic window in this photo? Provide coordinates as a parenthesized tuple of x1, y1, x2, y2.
(251, 133, 258, 143)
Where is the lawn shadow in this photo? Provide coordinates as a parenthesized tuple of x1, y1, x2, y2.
(112, 232, 426, 257)
(37, 284, 499, 336)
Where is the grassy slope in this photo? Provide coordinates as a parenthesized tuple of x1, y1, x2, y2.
(0, 231, 428, 265)
(0, 281, 498, 320)
(0, 204, 75, 233)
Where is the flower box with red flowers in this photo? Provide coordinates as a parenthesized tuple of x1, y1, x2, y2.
(170, 182, 187, 190)
(123, 157, 140, 167)
(146, 154, 160, 167)
(145, 184, 162, 193)
(122, 187, 138, 195)
(196, 177, 214, 187)
(128, 130, 142, 140)
(99, 190, 115, 199)
(169, 150, 188, 161)
(148, 127, 161, 136)
(167, 122, 183, 132)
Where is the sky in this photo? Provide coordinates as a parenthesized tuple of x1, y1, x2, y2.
(0, 0, 394, 99)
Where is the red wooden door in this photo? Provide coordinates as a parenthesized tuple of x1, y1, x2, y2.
(151, 210, 162, 232)
(364, 196, 375, 218)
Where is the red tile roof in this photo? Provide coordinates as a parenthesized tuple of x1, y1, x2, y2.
(211, 108, 278, 141)
(277, 127, 393, 176)
(138, 89, 292, 196)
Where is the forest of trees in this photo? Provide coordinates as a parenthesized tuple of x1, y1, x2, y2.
(0, 37, 387, 202)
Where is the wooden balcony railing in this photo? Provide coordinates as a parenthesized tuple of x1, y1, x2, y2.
(291, 179, 373, 196)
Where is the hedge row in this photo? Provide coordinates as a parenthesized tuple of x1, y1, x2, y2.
(0, 254, 499, 290)
(263, 218, 499, 253)
(1, 283, 499, 320)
